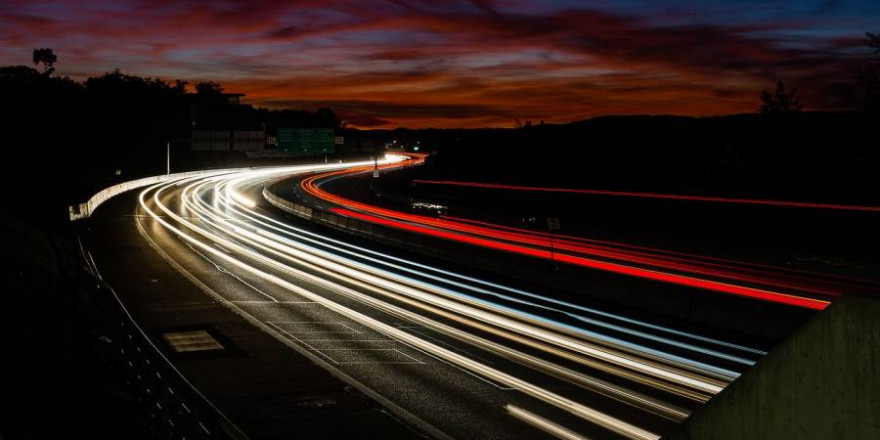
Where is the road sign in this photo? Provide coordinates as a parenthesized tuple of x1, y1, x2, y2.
(295, 129, 315, 154)
(276, 128, 295, 152)
(276, 128, 334, 155)
(547, 218, 561, 231)
(315, 128, 335, 154)
(335, 136, 344, 145)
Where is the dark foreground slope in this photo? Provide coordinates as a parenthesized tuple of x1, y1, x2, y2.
(0, 212, 152, 440)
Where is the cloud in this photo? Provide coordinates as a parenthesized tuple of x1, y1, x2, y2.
(0, 0, 872, 127)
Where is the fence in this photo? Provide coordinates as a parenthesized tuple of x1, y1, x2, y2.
(75, 235, 249, 440)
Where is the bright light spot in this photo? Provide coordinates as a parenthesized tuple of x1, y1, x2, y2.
(230, 189, 256, 208)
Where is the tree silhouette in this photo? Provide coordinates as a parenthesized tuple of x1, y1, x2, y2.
(195, 81, 224, 95)
(173, 79, 188, 93)
(314, 107, 342, 129)
(758, 80, 803, 114)
(861, 32, 880, 113)
(866, 32, 880, 54)
(32, 48, 57, 76)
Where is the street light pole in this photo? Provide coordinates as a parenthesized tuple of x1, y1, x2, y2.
(166, 141, 171, 175)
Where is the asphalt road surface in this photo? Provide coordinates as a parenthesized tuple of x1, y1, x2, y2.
(84, 160, 768, 440)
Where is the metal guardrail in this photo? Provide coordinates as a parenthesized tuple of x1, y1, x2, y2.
(78, 240, 248, 440)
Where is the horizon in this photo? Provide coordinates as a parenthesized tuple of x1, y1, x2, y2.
(2, 1, 879, 128)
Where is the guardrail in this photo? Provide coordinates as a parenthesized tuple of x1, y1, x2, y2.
(69, 169, 244, 221)
(79, 243, 248, 440)
(262, 185, 314, 220)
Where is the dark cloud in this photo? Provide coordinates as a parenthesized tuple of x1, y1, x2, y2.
(0, 0, 873, 127)
(468, 0, 500, 16)
(260, 98, 507, 119)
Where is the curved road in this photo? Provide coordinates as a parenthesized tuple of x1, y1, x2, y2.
(95, 159, 767, 440)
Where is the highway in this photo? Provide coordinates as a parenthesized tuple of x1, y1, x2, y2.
(290, 163, 880, 311)
(85, 157, 777, 440)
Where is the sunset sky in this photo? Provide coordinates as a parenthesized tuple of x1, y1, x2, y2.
(2, 0, 878, 128)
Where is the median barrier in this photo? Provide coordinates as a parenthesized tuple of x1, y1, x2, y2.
(263, 180, 814, 341)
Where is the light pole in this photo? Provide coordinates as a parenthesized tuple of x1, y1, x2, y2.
(166, 141, 171, 175)
(547, 217, 561, 270)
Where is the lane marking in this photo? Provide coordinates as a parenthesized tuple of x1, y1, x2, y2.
(133, 199, 455, 440)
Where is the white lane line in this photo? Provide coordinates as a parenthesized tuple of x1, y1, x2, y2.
(185, 242, 279, 303)
(316, 348, 425, 365)
(133, 190, 456, 440)
(266, 322, 340, 365)
(242, 189, 766, 358)
(506, 404, 591, 440)
(230, 300, 317, 304)
(270, 321, 362, 334)
(186, 174, 696, 418)
(206, 184, 729, 392)
(405, 342, 517, 391)
(145, 171, 662, 439)
(299, 339, 394, 343)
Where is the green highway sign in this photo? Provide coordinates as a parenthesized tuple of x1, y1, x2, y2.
(295, 129, 315, 154)
(276, 128, 335, 155)
(276, 128, 295, 152)
(315, 128, 335, 154)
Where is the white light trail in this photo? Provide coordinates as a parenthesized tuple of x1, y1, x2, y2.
(506, 405, 591, 440)
(132, 160, 766, 439)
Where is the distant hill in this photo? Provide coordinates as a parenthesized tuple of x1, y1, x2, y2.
(383, 112, 878, 204)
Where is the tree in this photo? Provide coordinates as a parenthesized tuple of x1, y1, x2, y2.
(860, 32, 880, 113)
(866, 32, 880, 55)
(313, 107, 341, 129)
(195, 81, 224, 95)
(758, 80, 803, 114)
(173, 79, 188, 93)
(32, 48, 57, 76)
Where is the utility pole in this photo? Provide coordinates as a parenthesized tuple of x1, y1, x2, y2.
(547, 218, 561, 271)
(166, 141, 171, 175)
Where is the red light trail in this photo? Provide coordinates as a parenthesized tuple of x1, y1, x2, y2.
(330, 208, 828, 310)
(413, 180, 880, 213)
(290, 158, 880, 310)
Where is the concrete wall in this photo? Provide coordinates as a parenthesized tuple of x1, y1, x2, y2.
(69, 168, 242, 221)
(664, 295, 880, 440)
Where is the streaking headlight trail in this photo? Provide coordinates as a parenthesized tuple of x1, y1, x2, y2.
(135, 158, 767, 440)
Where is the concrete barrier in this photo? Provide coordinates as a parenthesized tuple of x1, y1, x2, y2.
(263, 178, 815, 341)
(663, 295, 879, 440)
(69, 168, 245, 221)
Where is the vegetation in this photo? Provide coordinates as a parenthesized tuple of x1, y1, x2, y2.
(758, 80, 803, 114)
(860, 32, 880, 113)
(0, 49, 342, 226)
(32, 48, 57, 75)
(195, 80, 224, 95)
